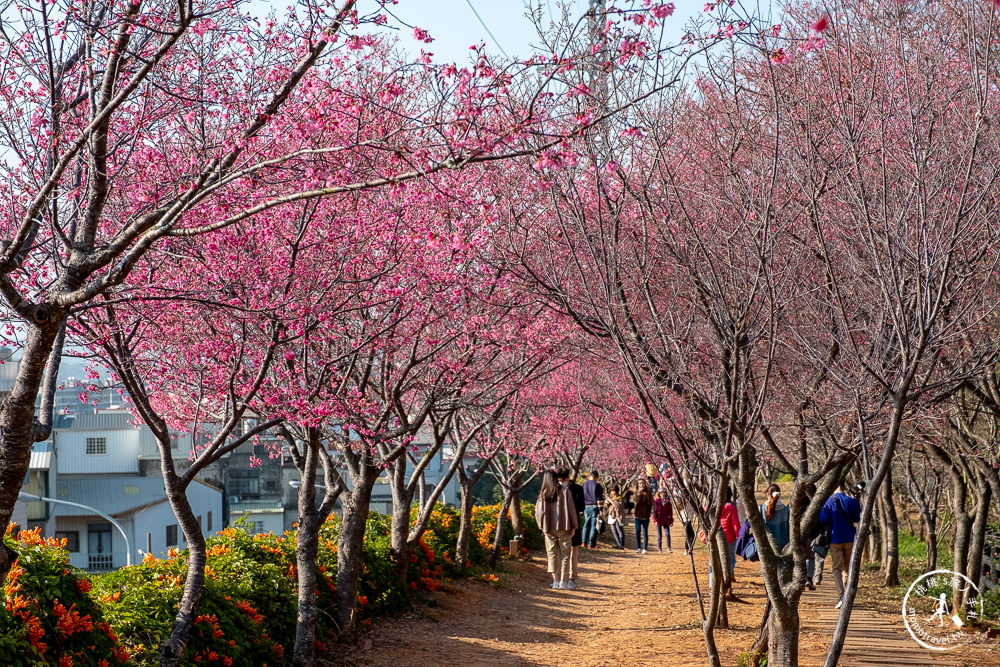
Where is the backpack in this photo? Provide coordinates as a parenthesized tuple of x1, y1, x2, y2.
(734, 519, 759, 562)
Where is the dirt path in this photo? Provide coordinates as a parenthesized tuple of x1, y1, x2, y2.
(347, 538, 997, 666)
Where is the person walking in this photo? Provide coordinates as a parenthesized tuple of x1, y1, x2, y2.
(720, 488, 740, 584)
(819, 481, 862, 608)
(759, 484, 790, 552)
(633, 479, 653, 554)
(536, 469, 579, 590)
(652, 488, 674, 553)
(581, 470, 605, 549)
(605, 485, 626, 550)
(557, 468, 585, 588)
(804, 484, 828, 591)
(679, 496, 696, 555)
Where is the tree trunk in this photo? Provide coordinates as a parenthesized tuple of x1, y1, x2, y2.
(0, 322, 62, 580)
(487, 491, 513, 570)
(750, 602, 770, 667)
(882, 472, 899, 587)
(711, 530, 729, 630)
(294, 512, 322, 666)
(454, 480, 475, 575)
(965, 478, 991, 602)
(767, 606, 800, 667)
(389, 463, 414, 585)
(336, 471, 376, 638)
(159, 481, 208, 667)
(291, 430, 338, 667)
(919, 507, 938, 572)
(510, 491, 524, 539)
(952, 479, 971, 612)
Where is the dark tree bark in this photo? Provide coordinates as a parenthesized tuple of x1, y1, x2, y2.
(335, 453, 378, 638)
(454, 473, 477, 575)
(487, 489, 515, 570)
(280, 426, 344, 667)
(454, 454, 496, 575)
(510, 491, 524, 539)
(0, 320, 65, 580)
(965, 473, 992, 604)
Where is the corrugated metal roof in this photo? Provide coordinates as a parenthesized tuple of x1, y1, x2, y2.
(230, 500, 283, 516)
(28, 451, 51, 470)
(52, 476, 167, 517)
(54, 411, 136, 431)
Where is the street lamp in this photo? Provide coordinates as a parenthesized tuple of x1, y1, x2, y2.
(288, 480, 325, 489)
(17, 491, 133, 567)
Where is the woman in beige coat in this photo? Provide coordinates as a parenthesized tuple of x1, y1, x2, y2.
(535, 469, 579, 589)
(604, 485, 626, 550)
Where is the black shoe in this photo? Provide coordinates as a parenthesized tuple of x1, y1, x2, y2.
(807, 580, 816, 591)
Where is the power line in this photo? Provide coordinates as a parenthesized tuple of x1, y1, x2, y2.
(463, 0, 511, 59)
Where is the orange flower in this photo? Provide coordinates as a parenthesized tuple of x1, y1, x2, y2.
(76, 579, 93, 594)
(55, 604, 93, 636)
(58, 656, 73, 667)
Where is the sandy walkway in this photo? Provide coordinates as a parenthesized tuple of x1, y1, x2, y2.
(345, 538, 997, 666)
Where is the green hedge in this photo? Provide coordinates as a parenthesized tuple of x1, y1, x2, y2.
(1, 527, 129, 667)
(2, 502, 541, 665)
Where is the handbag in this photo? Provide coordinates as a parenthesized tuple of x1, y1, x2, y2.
(608, 515, 618, 526)
(597, 517, 606, 534)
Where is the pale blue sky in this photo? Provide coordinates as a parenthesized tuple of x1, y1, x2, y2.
(387, 0, 706, 63)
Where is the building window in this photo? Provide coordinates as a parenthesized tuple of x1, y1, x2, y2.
(251, 521, 265, 535)
(166, 524, 178, 547)
(229, 469, 260, 498)
(207, 511, 213, 532)
(85, 437, 107, 455)
(55, 531, 80, 553)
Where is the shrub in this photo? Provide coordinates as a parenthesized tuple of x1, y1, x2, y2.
(2, 526, 129, 667)
(93, 526, 299, 666)
(3, 502, 539, 663)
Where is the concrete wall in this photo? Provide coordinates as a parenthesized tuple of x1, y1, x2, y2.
(55, 429, 139, 475)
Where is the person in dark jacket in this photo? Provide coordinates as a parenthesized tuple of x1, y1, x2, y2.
(652, 489, 674, 553)
(819, 482, 862, 608)
(581, 471, 605, 548)
(557, 468, 585, 587)
(633, 479, 653, 553)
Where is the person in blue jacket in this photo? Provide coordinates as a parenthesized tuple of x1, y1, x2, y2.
(759, 483, 790, 551)
(819, 481, 862, 608)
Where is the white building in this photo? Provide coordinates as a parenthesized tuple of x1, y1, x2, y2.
(366, 428, 462, 515)
(45, 409, 221, 571)
(51, 475, 221, 570)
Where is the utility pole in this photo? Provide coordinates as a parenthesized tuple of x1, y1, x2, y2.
(586, 0, 609, 168)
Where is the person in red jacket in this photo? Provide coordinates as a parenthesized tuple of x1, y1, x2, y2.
(652, 489, 674, 553)
(720, 488, 741, 582)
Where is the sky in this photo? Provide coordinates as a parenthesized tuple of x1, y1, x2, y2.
(384, 0, 706, 63)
